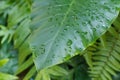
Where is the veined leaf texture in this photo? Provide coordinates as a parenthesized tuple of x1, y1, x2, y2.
(12, 0, 120, 71)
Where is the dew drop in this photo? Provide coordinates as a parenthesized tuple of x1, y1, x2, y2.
(39, 44, 46, 54)
(76, 30, 80, 34)
(82, 22, 87, 26)
(68, 49, 71, 53)
(63, 54, 71, 61)
(48, 17, 53, 22)
(61, 33, 64, 36)
(63, 28, 68, 32)
(82, 31, 88, 35)
(51, 30, 54, 33)
(56, 44, 58, 47)
(56, 18, 58, 21)
(66, 26, 70, 28)
(39, 47, 45, 54)
(92, 28, 96, 31)
(67, 39, 72, 46)
(52, 54, 55, 58)
(31, 45, 36, 50)
(64, 48, 67, 51)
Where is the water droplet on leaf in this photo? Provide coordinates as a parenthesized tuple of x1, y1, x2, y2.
(67, 39, 72, 46)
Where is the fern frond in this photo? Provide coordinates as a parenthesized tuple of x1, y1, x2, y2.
(83, 15, 120, 80)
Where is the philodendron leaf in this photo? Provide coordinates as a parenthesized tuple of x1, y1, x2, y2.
(28, 0, 120, 70)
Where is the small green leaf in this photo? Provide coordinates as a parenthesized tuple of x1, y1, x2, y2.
(23, 66, 36, 80)
(107, 61, 120, 71)
(0, 72, 18, 80)
(15, 57, 33, 75)
(83, 52, 93, 68)
(35, 69, 51, 80)
(0, 25, 14, 44)
(0, 58, 9, 67)
(48, 66, 68, 76)
(105, 66, 117, 76)
(103, 70, 112, 80)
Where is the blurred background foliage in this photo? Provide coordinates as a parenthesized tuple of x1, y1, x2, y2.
(0, 0, 120, 80)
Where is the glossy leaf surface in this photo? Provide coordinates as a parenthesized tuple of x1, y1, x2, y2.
(29, 0, 120, 70)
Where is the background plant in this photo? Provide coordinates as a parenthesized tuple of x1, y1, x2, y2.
(0, 0, 120, 80)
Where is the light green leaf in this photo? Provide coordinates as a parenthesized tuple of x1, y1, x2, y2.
(35, 69, 51, 80)
(0, 0, 10, 13)
(112, 50, 120, 61)
(105, 66, 117, 76)
(83, 52, 93, 68)
(0, 58, 9, 67)
(23, 66, 36, 80)
(109, 56, 120, 68)
(101, 74, 107, 80)
(28, 0, 120, 70)
(7, 1, 30, 28)
(103, 70, 112, 80)
(48, 66, 68, 76)
(15, 57, 33, 75)
(107, 61, 120, 71)
(18, 41, 31, 64)
(14, 19, 31, 48)
(0, 72, 18, 80)
(0, 25, 14, 44)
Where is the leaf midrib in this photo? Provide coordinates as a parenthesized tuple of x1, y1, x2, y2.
(39, 0, 75, 62)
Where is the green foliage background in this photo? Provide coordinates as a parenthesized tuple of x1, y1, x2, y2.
(0, 0, 120, 80)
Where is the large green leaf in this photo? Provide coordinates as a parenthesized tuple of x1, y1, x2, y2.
(28, 0, 120, 70)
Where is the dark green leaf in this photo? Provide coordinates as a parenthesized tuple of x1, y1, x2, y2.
(75, 65, 91, 80)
